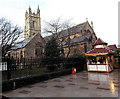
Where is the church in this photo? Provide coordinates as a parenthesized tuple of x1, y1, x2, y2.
(10, 6, 45, 59)
(45, 20, 97, 57)
(9, 6, 97, 59)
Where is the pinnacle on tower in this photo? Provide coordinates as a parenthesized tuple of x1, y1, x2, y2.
(25, 10, 28, 15)
(37, 5, 40, 14)
(29, 5, 32, 14)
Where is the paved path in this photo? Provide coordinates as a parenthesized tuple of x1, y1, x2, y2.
(2, 70, 120, 97)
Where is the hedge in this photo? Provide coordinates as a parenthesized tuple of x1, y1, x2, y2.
(2, 68, 74, 92)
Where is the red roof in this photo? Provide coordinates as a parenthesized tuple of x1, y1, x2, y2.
(86, 48, 111, 54)
(93, 38, 107, 46)
(108, 45, 116, 50)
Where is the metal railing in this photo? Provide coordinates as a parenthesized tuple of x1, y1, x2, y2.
(2, 57, 86, 92)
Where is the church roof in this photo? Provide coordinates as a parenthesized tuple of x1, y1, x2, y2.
(11, 35, 35, 50)
(58, 21, 88, 38)
(44, 21, 95, 41)
(44, 21, 93, 45)
(93, 38, 107, 46)
(61, 34, 92, 45)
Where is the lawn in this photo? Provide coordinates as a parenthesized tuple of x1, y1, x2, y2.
(3, 67, 47, 81)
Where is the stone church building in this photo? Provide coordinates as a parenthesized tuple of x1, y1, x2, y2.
(10, 6, 45, 59)
(9, 6, 97, 59)
(45, 21, 97, 57)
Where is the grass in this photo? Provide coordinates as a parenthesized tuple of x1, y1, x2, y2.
(7, 67, 47, 80)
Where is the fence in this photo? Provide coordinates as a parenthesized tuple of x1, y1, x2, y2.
(2, 56, 86, 92)
(2, 58, 46, 81)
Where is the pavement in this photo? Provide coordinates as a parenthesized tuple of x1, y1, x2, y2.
(2, 70, 120, 97)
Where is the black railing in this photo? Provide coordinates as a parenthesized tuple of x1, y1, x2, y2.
(2, 68, 72, 92)
(2, 57, 86, 92)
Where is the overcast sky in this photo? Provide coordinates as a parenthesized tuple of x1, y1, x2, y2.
(0, 0, 119, 46)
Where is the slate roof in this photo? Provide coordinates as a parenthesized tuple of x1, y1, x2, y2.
(44, 21, 91, 41)
(93, 38, 107, 46)
(44, 21, 96, 46)
(86, 48, 112, 54)
(61, 34, 92, 45)
(11, 35, 35, 50)
(58, 22, 87, 38)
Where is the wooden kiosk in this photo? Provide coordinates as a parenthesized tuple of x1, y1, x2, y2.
(85, 38, 114, 73)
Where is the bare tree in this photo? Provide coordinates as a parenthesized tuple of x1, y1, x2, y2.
(43, 17, 74, 57)
(0, 18, 23, 57)
(43, 17, 62, 37)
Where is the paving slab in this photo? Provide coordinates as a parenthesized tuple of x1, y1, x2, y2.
(2, 70, 120, 97)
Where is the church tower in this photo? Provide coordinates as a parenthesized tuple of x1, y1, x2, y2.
(24, 6, 41, 39)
